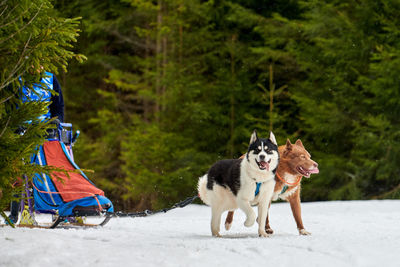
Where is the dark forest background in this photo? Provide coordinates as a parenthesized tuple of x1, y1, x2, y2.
(2, 0, 400, 211)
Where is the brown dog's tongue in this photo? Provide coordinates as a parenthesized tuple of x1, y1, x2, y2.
(260, 161, 269, 171)
(309, 168, 319, 174)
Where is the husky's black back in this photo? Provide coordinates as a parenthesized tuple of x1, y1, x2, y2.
(206, 159, 242, 196)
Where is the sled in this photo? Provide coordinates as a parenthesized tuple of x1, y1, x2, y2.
(2, 123, 201, 229)
(22, 122, 114, 228)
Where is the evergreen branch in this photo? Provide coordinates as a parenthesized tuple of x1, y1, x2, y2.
(0, 116, 11, 139)
(0, 4, 7, 19)
(0, 2, 19, 27)
(0, 34, 31, 90)
(0, 74, 23, 92)
(0, 3, 43, 45)
(0, 95, 14, 105)
(0, 4, 29, 29)
(0, 211, 14, 228)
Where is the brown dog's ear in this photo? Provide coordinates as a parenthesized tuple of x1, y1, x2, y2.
(283, 139, 292, 157)
(295, 139, 304, 148)
(286, 139, 292, 149)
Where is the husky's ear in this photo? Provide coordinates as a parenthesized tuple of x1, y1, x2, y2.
(249, 130, 258, 145)
(283, 139, 292, 157)
(295, 139, 304, 148)
(269, 132, 277, 146)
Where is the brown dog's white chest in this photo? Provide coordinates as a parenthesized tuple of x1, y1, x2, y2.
(273, 185, 299, 201)
(272, 173, 301, 201)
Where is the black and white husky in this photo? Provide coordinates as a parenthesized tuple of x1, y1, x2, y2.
(198, 130, 279, 237)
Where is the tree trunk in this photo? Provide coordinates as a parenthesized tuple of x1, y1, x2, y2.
(161, 21, 167, 112)
(144, 33, 151, 122)
(179, 24, 183, 65)
(229, 35, 237, 158)
(155, 0, 163, 121)
(269, 64, 274, 132)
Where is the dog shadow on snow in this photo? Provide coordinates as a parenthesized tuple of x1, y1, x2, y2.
(191, 232, 296, 239)
(220, 233, 259, 239)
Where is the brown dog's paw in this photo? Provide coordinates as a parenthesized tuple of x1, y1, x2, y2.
(299, 229, 311, 235)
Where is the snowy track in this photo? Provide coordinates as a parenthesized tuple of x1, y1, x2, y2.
(1, 200, 399, 267)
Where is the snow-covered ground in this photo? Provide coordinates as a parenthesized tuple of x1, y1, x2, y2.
(1, 200, 399, 267)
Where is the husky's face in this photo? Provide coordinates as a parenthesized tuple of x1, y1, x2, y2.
(246, 131, 279, 172)
(282, 139, 319, 178)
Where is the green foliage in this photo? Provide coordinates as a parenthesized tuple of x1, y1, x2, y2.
(0, 0, 82, 214)
(262, 0, 400, 200)
(51, 0, 400, 211)
(121, 121, 211, 209)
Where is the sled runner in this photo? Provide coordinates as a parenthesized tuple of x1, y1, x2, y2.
(22, 122, 114, 228)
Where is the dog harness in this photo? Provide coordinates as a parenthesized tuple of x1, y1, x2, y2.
(254, 183, 289, 196)
(255, 171, 299, 196)
(255, 183, 262, 196)
(280, 185, 289, 195)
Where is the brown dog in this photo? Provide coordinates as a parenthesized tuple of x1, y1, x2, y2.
(224, 139, 319, 235)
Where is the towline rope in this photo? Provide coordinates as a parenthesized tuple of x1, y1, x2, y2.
(107, 195, 199, 218)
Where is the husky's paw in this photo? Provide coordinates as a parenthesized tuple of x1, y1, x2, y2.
(212, 232, 222, 237)
(258, 229, 271, 238)
(225, 222, 232, 231)
(244, 213, 256, 227)
(299, 229, 311, 235)
(266, 228, 274, 234)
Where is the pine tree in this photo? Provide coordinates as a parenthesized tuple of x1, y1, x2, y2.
(352, 0, 400, 199)
(0, 0, 83, 215)
(258, 0, 400, 200)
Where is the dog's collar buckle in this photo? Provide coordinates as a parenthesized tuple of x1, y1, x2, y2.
(279, 185, 289, 195)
